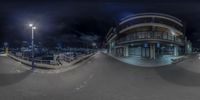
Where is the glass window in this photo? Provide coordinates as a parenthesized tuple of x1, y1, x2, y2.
(163, 33, 168, 39)
(168, 33, 173, 40)
(147, 32, 151, 38)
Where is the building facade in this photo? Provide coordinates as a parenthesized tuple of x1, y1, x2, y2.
(106, 13, 192, 59)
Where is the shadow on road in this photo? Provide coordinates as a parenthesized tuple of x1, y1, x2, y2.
(155, 64, 200, 87)
(0, 70, 32, 86)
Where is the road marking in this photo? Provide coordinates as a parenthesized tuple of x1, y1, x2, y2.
(76, 87, 80, 90)
(83, 81, 87, 84)
(74, 74, 94, 92)
(89, 74, 94, 79)
(16, 69, 21, 73)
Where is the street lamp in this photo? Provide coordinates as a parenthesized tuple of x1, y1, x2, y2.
(92, 42, 97, 53)
(29, 23, 37, 70)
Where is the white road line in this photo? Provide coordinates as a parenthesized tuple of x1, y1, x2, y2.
(89, 74, 94, 79)
(74, 74, 94, 92)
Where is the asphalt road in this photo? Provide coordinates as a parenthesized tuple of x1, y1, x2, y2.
(1, 52, 200, 100)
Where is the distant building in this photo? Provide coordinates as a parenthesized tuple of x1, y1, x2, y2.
(106, 13, 192, 59)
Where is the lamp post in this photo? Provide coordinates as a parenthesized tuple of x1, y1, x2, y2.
(92, 42, 96, 53)
(29, 24, 36, 70)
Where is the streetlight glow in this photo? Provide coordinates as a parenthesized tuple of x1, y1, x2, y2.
(28, 23, 37, 70)
(171, 30, 176, 36)
(29, 24, 33, 27)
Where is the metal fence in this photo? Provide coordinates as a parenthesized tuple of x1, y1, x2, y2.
(9, 52, 56, 65)
(9, 51, 92, 65)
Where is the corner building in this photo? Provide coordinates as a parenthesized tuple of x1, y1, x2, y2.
(106, 13, 192, 59)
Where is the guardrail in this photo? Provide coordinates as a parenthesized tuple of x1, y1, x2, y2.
(7, 52, 94, 69)
(8, 53, 57, 65)
(62, 53, 93, 63)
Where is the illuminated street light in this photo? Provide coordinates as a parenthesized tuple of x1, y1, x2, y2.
(29, 23, 37, 70)
(33, 26, 36, 29)
(29, 24, 33, 27)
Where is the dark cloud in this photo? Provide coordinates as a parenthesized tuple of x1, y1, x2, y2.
(0, 1, 200, 47)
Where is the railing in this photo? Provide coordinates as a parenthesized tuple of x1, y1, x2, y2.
(118, 17, 184, 33)
(120, 13, 182, 24)
(116, 32, 184, 45)
(9, 51, 95, 66)
(62, 53, 88, 63)
(8, 52, 57, 65)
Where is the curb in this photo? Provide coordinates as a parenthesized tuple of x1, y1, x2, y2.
(171, 56, 189, 64)
(102, 52, 186, 67)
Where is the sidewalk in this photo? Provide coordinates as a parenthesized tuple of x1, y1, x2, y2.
(105, 53, 187, 67)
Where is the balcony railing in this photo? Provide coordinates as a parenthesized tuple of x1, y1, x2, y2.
(116, 32, 184, 45)
(118, 17, 184, 33)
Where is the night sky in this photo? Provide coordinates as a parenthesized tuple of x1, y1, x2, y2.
(0, 0, 200, 48)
